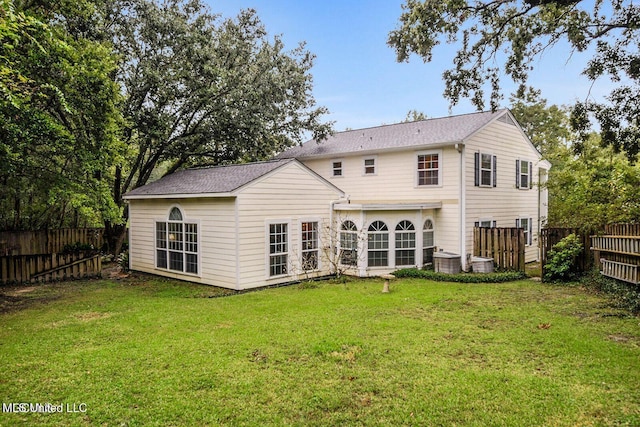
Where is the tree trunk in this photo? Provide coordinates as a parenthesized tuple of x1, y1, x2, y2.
(104, 221, 127, 256)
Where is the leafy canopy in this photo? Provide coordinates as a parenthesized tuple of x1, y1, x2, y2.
(388, 0, 640, 161)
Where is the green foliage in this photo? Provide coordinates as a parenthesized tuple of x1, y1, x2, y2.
(62, 242, 96, 254)
(510, 94, 640, 228)
(389, 0, 640, 162)
(543, 234, 584, 282)
(116, 250, 129, 272)
(393, 268, 527, 283)
(0, 0, 124, 229)
(580, 268, 640, 315)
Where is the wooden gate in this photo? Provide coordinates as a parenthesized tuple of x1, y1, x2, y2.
(473, 227, 525, 271)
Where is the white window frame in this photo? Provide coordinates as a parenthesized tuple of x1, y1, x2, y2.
(331, 159, 344, 177)
(367, 220, 389, 268)
(155, 205, 200, 276)
(517, 159, 532, 190)
(339, 220, 359, 267)
(395, 220, 416, 267)
(267, 220, 290, 278)
(480, 152, 494, 187)
(416, 150, 442, 187)
(516, 217, 533, 246)
(422, 218, 435, 266)
(363, 156, 377, 175)
(300, 220, 320, 272)
(476, 218, 497, 228)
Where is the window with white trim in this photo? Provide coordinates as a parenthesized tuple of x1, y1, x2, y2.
(516, 159, 532, 189)
(269, 223, 289, 277)
(363, 157, 376, 175)
(475, 219, 497, 228)
(474, 152, 497, 187)
(395, 220, 416, 266)
(417, 153, 439, 186)
(516, 217, 533, 246)
(340, 220, 358, 266)
(156, 207, 198, 274)
(332, 160, 343, 177)
(367, 221, 389, 267)
(301, 221, 319, 271)
(423, 219, 435, 265)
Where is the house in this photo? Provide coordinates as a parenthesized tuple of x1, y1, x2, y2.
(124, 159, 345, 290)
(276, 109, 550, 276)
(125, 109, 550, 289)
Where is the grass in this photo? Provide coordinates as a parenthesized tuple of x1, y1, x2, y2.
(1, 273, 639, 426)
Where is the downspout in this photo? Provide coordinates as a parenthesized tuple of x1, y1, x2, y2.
(455, 143, 467, 271)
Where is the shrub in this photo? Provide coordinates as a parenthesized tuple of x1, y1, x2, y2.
(393, 268, 527, 283)
(543, 233, 583, 282)
(117, 250, 130, 272)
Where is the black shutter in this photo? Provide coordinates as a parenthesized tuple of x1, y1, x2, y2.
(529, 162, 533, 189)
(474, 152, 480, 186)
(474, 221, 480, 227)
(492, 221, 497, 228)
(515, 160, 520, 188)
(492, 155, 497, 187)
(528, 217, 533, 245)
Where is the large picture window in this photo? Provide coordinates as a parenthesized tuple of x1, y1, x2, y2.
(156, 207, 198, 274)
(395, 220, 416, 266)
(367, 221, 389, 267)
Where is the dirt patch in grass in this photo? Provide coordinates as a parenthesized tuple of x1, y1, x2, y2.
(0, 285, 63, 314)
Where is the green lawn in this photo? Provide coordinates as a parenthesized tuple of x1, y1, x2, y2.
(1, 274, 639, 426)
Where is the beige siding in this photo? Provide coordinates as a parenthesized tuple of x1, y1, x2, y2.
(302, 147, 461, 204)
(128, 198, 237, 288)
(236, 162, 343, 289)
(464, 120, 548, 262)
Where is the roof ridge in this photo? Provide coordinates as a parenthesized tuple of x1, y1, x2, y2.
(185, 158, 293, 172)
(330, 109, 505, 137)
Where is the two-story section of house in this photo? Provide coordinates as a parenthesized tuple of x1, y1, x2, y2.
(278, 109, 550, 275)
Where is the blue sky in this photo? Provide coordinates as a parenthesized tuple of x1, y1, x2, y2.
(208, 0, 606, 132)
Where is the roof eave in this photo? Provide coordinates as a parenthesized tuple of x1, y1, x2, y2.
(123, 192, 236, 201)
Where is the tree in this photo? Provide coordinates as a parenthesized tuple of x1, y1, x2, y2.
(99, 0, 332, 253)
(0, 0, 123, 230)
(402, 109, 428, 122)
(509, 92, 640, 228)
(388, 0, 640, 162)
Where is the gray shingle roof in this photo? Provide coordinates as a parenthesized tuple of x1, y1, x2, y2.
(124, 159, 295, 198)
(277, 110, 506, 159)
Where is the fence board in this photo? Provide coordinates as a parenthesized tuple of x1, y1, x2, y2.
(0, 253, 101, 285)
(0, 228, 103, 256)
(474, 227, 525, 271)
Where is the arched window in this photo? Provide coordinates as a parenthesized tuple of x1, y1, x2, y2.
(395, 220, 416, 266)
(156, 206, 198, 274)
(423, 219, 435, 265)
(367, 221, 389, 267)
(340, 220, 358, 266)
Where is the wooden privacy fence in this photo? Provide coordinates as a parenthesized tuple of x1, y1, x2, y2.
(540, 228, 595, 275)
(473, 227, 525, 271)
(0, 228, 104, 285)
(0, 252, 102, 285)
(0, 228, 103, 256)
(591, 231, 640, 285)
